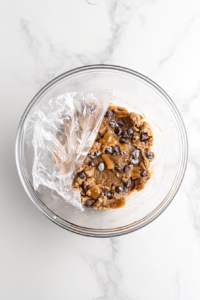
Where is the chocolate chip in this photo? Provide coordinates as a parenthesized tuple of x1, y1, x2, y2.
(97, 162, 105, 171)
(110, 168, 115, 172)
(130, 158, 139, 166)
(77, 170, 86, 179)
(116, 164, 123, 173)
(123, 187, 129, 194)
(127, 127, 134, 135)
(115, 186, 123, 194)
(141, 133, 149, 141)
(90, 151, 101, 159)
(117, 119, 125, 127)
(79, 184, 85, 195)
(124, 165, 130, 172)
(105, 191, 113, 199)
(108, 120, 117, 128)
(114, 126, 122, 136)
(141, 170, 148, 177)
(83, 185, 88, 193)
(122, 130, 129, 138)
(95, 151, 102, 157)
(105, 109, 114, 119)
(124, 179, 132, 188)
(84, 200, 93, 207)
(113, 145, 120, 154)
(105, 146, 113, 155)
(131, 149, 140, 159)
(119, 137, 127, 144)
(145, 151, 154, 159)
(80, 183, 87, 193)
(88, 160, 95, 167)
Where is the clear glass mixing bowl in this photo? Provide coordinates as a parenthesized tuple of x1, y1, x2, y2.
(15, 65, 188, 237)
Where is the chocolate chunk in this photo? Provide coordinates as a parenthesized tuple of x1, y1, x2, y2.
(122, 130, 129, 138)
(119, 137, 127, 144)
(123, 187, 129, 194)
(145, 151, 154, 159)
(116, 164, 123, 173)
(88, 160, 95, 167)
(105, 146, 113, 155)
(113, 145, 120, 154)
(97, 162, 105, 171)
(141, 133, 149, 141)
(131, 149, 140, 159)
(117, 119, 125, 127)
(108, 120, 117, 128)
(124, 165, 130, 172)
(84, 200, 93, 207)
(141, 170, 148, 177)
(115, 186, 123, 194)
(114, 126, 122, 136)
(127, 127, 134, 135)
(130, 158, 139, 166)
(105, 191, 113, 199)
(124, 179, 132, 188)
(78, 170, 86, 179)
(105, 109, 114, 119)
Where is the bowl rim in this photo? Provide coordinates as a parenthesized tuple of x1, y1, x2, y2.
(15, 64, 188, 237)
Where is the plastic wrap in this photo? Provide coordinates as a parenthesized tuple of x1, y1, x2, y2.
(25, 90, 112, 210)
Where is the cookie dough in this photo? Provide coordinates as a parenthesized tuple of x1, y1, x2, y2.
(73, 105, 154, 210)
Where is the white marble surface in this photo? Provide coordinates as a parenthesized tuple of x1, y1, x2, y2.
(1, 0, 200, 299)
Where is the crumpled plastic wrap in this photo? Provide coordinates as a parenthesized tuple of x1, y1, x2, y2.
(25, 90, 112, 210)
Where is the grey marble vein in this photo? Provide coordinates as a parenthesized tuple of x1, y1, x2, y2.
(80, 238, 132, 300)
(159, 13, 200, 67)
(19, 1, 135, 88)
(173, 271, 180, 300)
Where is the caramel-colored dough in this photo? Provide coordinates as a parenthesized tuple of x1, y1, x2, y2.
(72, 105, 154, 210)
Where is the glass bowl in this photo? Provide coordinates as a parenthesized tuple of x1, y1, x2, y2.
(15, 65, 188, 237)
